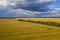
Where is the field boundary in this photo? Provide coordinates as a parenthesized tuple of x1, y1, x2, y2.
(18, 19, 60, 27)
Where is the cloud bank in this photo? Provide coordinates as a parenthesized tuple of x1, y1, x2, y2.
(0, 0, 60, 17)
(7, 0, 55, 12)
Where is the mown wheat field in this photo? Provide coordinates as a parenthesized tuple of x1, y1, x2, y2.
(0, 18, 60, 40)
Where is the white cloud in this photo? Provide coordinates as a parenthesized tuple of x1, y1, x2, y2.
(0, 0, 8, 7)
(10, 9, 43, 17)
(0, 0, 55, 7)
(42, 8, 60, 17)
(36, 0, 55, 3)
(10, 7, 60, 17)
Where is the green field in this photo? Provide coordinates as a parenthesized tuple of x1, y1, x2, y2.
(0, 18, 60, 40)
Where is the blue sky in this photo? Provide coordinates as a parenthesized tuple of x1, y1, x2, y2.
(0, 0, 60, 17)
(52, 0, 60, 7)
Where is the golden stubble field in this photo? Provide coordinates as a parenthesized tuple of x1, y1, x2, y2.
(0, 18, 60, 40)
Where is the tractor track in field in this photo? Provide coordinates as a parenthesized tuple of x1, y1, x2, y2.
(0, 32, 47, 37)
(0, 31, 60, 39)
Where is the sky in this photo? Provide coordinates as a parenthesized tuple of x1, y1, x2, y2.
(0, 0, 60, 17)
(53, 0, 60, 7)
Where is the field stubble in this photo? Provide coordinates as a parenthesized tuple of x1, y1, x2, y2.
(0, 18, 60, 40)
